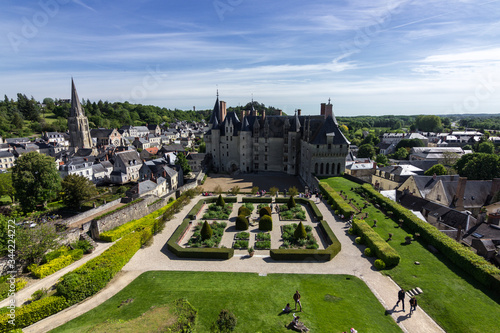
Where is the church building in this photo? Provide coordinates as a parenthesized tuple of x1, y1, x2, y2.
(68, 79, 94, 153)
(205, 94, 349, 186)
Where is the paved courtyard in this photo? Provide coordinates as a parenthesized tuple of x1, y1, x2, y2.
(201, 172, 305, 192)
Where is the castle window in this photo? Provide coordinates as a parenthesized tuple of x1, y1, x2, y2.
(328, 144, 331, 150)
(326, 163, 329, 174)
(317, 145, 320, 149)
(315, 163, 318, 174)
(254, 163, 258, 169)
(320, 163, 324, 174)
(265, 164, 268, 170)
(337, 164, 341, 174)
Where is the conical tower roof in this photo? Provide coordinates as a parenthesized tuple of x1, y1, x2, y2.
(70, 78, 85, 117)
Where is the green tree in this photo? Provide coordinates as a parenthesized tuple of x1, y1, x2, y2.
(201, 221, 213, 240)
(288, 186, 298, 197)
(424, 164, 448, 176)
(396, 139, 424, 149)
(454, 153, 500, 180)
(477, 141, 495, 154)
(16, 224, 59, 266)
(415, 115, 443, 132)
(0, 216, 10, 255)
(198, 142, 206, 153)
(392, 147, 408, 160)
(216, 194, 226, 207)
(269, 186, 279, 197)
(0, 172, 15, 203)
(294, 221, 307, 239)
(12, 152, 61, 212)
(375, 154, 388, 166)
(287, 196, 296, 209)
(213, 309, 237, 332)
(175, 152, 191, 176)
(357, 144, 376, 159)
(61, 174, 98, 210)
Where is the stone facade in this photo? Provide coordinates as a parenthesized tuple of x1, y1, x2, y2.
(205, 96, 349, 186)
(68, 79, 93, 151)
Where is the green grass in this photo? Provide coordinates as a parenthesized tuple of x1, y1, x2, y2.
(321, 177, 500, 333)
(50, 271, 401, 333)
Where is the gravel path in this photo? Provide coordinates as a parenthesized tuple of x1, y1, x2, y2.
(25, 194, 445, 333)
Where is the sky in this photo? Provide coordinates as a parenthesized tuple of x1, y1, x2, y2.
(1, 0, 500, 116)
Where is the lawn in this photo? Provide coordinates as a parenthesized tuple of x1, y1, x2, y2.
(50, 271, 401, 333)
(321, 177, 500, 333)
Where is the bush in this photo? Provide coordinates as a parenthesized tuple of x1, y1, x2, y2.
(242, 197, 272, 203)
(30, 249, 83, 279)
(0, 296, 68, 331)
(352, 219, 400, 267)
(70, 239, 93, 254)
(255, 240, 271, 249)
(259, 215, 273, 231)
(355, 237, 362, 244)
(294, 222, 307, 239)
(201, 221, 213, 240)
(364, 247, 373, 257)
(235, 215, 249, 230)
(232, 240, 248, 249)
(237, 206, 251, 216)
(214, 309, 237, 332)
(235, 232, 250, 239)
(30, 288, 48, 301)
(0, 277, 27, 301)
(287, 196, 296, 209)
(374, 259, 386, 270)
(216, 194, 225, 207)
(42, 246, 69, 264)
(319, 182, 356, 217)
(259, 206, 272, 217)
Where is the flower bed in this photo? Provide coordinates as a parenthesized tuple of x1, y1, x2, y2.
(202, 203, 233, 219)
(233, 240, 249, 249)
(234, 232, 250, 240)
(281, 223, 318, 249)
(255, 232, 271, 241)
(255, 240, 271, 249)
(187, 221, 227, 248)
(279, 205, 306, 220)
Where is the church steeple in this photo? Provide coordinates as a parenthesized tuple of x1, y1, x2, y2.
(70, 78, 85, 118)
(68, 79, 93, 150)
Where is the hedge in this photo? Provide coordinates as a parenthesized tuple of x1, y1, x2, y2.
(167, 219, 234, 259)
(94, 198, 144, 221)
(203, 196, 237, 204)
(0, 278, 27, 301)
(235, 215, 249, 230)
(319, 182, 356, 217)
(275, 197, 323, 220)
(0, 296, 67, 331)
(352, 219, 400, 267)
(259, 206, 272, 217)
(237, 206, 251, 216)
(242, 197, 272, 203)
(29, 249, 83, 279)
(270, 220, 341, 261)
(259, 215, 273, 231)
(359, 183, 500, 289)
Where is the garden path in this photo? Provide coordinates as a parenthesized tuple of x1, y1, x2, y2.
(25, 194, 445, 333)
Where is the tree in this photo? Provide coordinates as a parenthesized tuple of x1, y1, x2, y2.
(213, 309, 237, 332)
(16, 224, 59, 266)
(288, 186, 298, 197)
(216, 194, 225, 207)
(0, 172, 15, 203)
(201, 221, 213, 240)
(198, 142, 206, 153)
(454, 153, 500, 180)
(396, 139, 424, 149)
(61, 174, 98, 209)
(287, 196, 296, 209)
(441, 151, 460, 166)
(12, 152, 61, 212)
(361, 134, 380, 146)
(375, 154, 388, 166)
(175, 152, 191, 176)
(414, 115, 443, 132)
(477, 141, 495, 154)
(392, 147, 408, 160)
(357, 144, 376, 159)
(269, 186, 279, 197)
(294, 221, 307, 239)
(424, 164, 448, 176)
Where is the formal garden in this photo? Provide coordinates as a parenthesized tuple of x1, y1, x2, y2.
(320, 177, 500, 333)
(49, 271, 402, 333)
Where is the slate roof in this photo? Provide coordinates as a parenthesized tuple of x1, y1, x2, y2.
(441, 180, 493, 208)
(410, 175, 461, 198)
(115, 150, 141, 166)
(90, 129, 114, 137)
(0, 151, 14, 158)
(463, 223, 500, 246)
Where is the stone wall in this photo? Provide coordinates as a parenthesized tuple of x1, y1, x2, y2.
(60, 198, 122, 228)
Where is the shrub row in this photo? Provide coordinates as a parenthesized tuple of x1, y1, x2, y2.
(319, 182, 356, 217)
(29, 249, 83, 279)
(352, 218, 400, 267)
(0, 277, 27, 301)
(42, 246, 70, 264)
(203, 196, 237, 204)
(274, 197, 323, 220)
(270, 220, 341, 261)
(242, 197, 272, 203)
(167, 219, 234, 259)
(94, 198, 144, 221)
(0, 296, 67, 331)
(359, 183, 500, 288)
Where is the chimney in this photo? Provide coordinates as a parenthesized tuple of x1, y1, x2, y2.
(106, 154, 109, 161)
(490, 178, 500, 198)
(278, 109, 282, 116)
(219, 100, 227, 122)
(455, 177, 467, 211)
(456, 224, 462, 241)
(324, 102, 333, 119)
(262, 110, 266, 120)
(433, 173, 437, 180)
(320, 103, 326, 116)
(297, 109, 301, 116)
(373, 162, 377, 169)
(163, 170, 167, 177)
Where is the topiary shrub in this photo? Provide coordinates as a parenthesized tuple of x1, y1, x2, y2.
(259, 206, 272, 217)
(235, 215, 249, 230)
(294, 221, 307, 239)
(259, 215, 273, 231)
(213, 309, 237, 332)
(364, 247, 373, 257)
(201, 221, 213, 240)
(238, 206, 251, 216)
(287, 196, 296, 209)
(374, 259, 386, 270)
(216, 195, 225, 207)
(355, 237, 362, 244)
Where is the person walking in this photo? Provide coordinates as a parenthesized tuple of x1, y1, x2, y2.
(396, 288, 405, 311)
(409, 296, 418, 314)
(293, 290, 302, 311)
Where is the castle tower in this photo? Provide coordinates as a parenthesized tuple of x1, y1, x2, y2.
(68, 79, 93, 151)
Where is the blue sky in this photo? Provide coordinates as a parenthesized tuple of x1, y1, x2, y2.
(1, 0, 500, 116)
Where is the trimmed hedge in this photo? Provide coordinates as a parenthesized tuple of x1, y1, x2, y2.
(275, 197, 323, 220)
(270, 220, 341, 261)
(235, 215, 249, 230)
(259, 206, 272, 217)
(352, 218, 400, 267)
(360, 183, 500, 289)
(319, 182, 356, 217)
(242, 197, 272, 203)
(29, 249, 83, 279)
(259, 215, 273, 231)
(94, 198, 144, 221)
(0, 277, 27, 301)
(167, 219, 234, 259)
(0, 296, 67, 331)
(237, 206, 251, 216)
